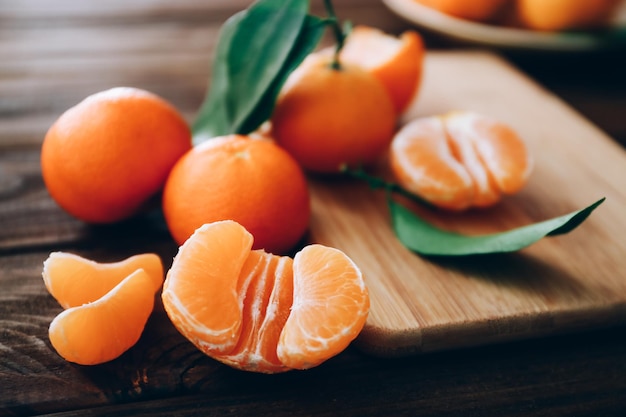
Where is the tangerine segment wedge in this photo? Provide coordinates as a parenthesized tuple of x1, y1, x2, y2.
(390, 115, 475, 210)
(48, 268, 156, 365)
(42, 252, 163, 309)
(446, 112, 533, 197)
(277, 244, 369, 370)
(212, 250, 294, 373)
(162, 220, 254, 355)
(337, 25, 425, 114)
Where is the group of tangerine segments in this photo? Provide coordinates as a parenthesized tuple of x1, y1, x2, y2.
(162, 220, 369, 373)
(43, 253, 164, 365)
(389, 111, 533, 211)
(43, 221, 369, 373)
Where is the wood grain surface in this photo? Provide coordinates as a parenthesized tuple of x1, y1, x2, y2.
(2, 1, 626, 416)
(309, 51, 626, 356)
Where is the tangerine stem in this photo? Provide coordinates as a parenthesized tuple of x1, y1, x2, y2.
(323, 0, 345, 70)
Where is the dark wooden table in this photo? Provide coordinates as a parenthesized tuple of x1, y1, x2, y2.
(2, 1, 626, 416)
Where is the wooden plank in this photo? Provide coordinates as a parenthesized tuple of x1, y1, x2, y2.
(307, 51, 626, 356)
(1, 247, 625, 415)
(1, 1, 625, 416)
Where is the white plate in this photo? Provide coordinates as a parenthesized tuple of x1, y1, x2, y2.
(383, 0, 626, 51)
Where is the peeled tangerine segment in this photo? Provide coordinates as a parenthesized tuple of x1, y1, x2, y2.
(390, 112, 533, 210)
(161, 220, 370, 373)
(277, 244, 369, 370)
(48, 269, 156, 365)
(42, 252, 163, 309)
(162, 221, 254, 355)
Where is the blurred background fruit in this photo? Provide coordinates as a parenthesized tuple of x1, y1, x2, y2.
(514, 0, 622, 31)
(413, 0, 509, 22)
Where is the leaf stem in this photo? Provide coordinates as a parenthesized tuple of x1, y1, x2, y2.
(323, 0, 345, 70)
(340, 165, 434, 208)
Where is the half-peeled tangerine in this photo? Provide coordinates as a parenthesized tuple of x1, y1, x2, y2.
(390, 111, 533, 210)
(162, 220, 370, 373)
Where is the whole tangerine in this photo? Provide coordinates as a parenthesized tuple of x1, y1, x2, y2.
(271, 53, 396, 174)
(41, 87, 192, 223)
(162, 135, 311, 255)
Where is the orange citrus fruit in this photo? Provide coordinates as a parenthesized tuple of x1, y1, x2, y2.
(514, 0, 621, 31)
(162, 220, 369, 373)
(389, 111, 533, 210)
(414, 0, 509, 22)
(48, 268, 158, 365)
(327, 25, 425, 114)
(162, 135, 310, 255)
(271, 53, 396, 173)
(41, 87, 192, 224)
(42, 252, 163, 309)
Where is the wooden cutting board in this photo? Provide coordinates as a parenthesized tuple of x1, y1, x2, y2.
(307, 51, 626, 357)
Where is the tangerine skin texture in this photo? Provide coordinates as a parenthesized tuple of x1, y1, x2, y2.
(364, 30, 424, 114)
(327, 25, 425, 114)
(271, 54, 396, 173)
(41, 87, 192, 224)
(162, 135, 311, 255)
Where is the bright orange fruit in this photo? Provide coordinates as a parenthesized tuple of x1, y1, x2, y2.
(41, 87, 192, 224)
(415, 0, 509, 22)
(271, 53, 396, 173)
(162, 220, 369, 373)
(514, 0, 621, 31)
(389, 111, 533, 210)
(329, 25, 425, 114)
(162, 135, 310, 255)
(48, 269, 157, 365)
(42, 252, 163, 309)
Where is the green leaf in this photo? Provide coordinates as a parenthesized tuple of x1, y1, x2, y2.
(192, 0, 324, 143)
(192, 12, 244, 141)
(236, 15, 326, 135)
(389, 197, 605, 256)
